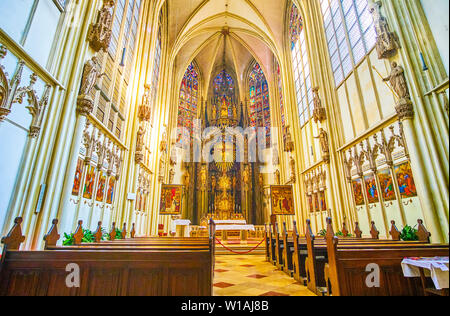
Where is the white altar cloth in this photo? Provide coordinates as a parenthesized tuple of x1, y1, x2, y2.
(401, 257, 449, 290)
(214, 220, 247, 225)
(170, 219, 191, 235)
(215, 224, 255, 231)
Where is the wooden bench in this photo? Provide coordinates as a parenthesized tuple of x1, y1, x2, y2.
(320, 217, 448, 296)
(0, 218, 216, 296)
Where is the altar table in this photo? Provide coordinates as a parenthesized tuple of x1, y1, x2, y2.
(402, 257, 449, 295)
(171, 219, 191, 237)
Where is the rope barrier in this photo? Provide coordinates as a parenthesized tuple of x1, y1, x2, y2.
(215, 237, 265, 255)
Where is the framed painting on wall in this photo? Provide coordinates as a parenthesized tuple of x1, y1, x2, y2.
(270, 185, 295, 216)
(395, 162, 418, 198)
(319, 191, 327, 211)
(83, 165, 95, 200)
(364, 174, 379, 204)
(352, 178, 365, 206)
(71, 158, 84, 196)
(160, 185, 183, 215)
(378, 169, 396, 202)
(106, 177, 115, 205)
(96, 172, 106, 202)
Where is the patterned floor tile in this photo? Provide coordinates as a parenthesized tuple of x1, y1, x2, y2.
(214, 282, 235, 288)
(260, 291, 290, 297)
(246, 274, 267, 279)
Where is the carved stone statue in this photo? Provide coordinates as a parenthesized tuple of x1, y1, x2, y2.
(275, 169, 281, 185)
(135, 124, 145, 163)
(88, 0, 115, 52)
(370, 2, 399, 59)
(77, 56, 104, 116)
(138, 84, 151, 122)
(383, 62, 410, 100)
(383, 62, 414, 120)
(289, 157, 296, 183)
(183, 169, 190, 187)
(232, 105, 238, 120)
(212, 106, 217, 120)
(283, 125, 294, 152)
(243, 165, 250, 191)
(200, 165, 207, 191)
(312, 87, 327, 123)
(169, 169, 175, 184)
(315, 128, 330, 163)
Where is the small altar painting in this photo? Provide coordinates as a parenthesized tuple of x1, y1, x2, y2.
(364, 174, 379, 204)
(106, 177, 115, 205)
(271, 185, 295, 215)
(96, 172, 106, 202)
(314, 193, 320, 212)
(319, 191, 327, 211)
(352, 179, 365, 206)
(395, 162, 417, 198)
(160, 185, 183, 215)
(307, 194, 313, 213)
(71, 158, 84, 196)
(378, 169, 396, 201)
(83, 165, 96, 199)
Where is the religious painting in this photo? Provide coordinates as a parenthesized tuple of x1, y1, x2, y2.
(319, 191, 327, 211)
(95, 172, 106, 202)
(135, 191, 141, 211)
(378, 169, 397, 202)
(82, 165, 95, 200)
(314, 193, 320, 212)
(395, 162, 418, 198)
(270, 185, 295, 216)
(160, 185, 183, 215)
(352, 179, 365, 206)
(106, 177, 115, 205)
(364, 174, 379, 204)
(307, 194, 314, 213)
(71, 158, 84, 196)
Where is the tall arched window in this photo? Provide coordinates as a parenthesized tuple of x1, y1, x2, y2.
(249, 63, 271, 147)
(213, 71, 236, 117)
(177, 63, 199, 146)
(150, 28, 162, 121)
(320, 0, 376, 86)
(289, 3, 313, 127)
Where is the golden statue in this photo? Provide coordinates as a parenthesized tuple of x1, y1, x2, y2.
(220, 97, 229, 117)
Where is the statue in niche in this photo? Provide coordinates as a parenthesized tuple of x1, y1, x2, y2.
(383, 62, 410, 100)
(314, 128, 330, 163)
(232, 105, 238, 120)
(275, 169, 281, 185)
(88, 0, 115, 52)
(135, 124, 145, 164)
(370, 1, 399, 59)
(284, 125, 294, 152)
(289, 156, 296, 183)
(312, 87, 327, 123)
(183, 170, 190, 187)
(169, 169, 175, 184)
(200, 165, 207, 191)
(211, 175, 217, 192)
(243, 165, 250, 191)
(212, 106, 217, 120)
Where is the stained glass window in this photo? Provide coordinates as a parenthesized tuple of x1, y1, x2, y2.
(290, 3, 313, 127)
(276, 63, 285, 129)
(320, 0, 376, 86)
(177, 63, 199, 146)
(213, 70, 236, 117)
(249, 63, 271, 147)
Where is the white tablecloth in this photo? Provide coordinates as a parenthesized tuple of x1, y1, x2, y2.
(401, 257, 449, 290)
(215, 224, 255, 231)
(170, 219, 191, 234)
(214, 220, 247, 225)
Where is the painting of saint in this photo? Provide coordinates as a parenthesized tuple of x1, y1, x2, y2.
(83, 165, 95, 200)
(95, 172, 106, 202)
(71, 158, 84, 196)
(270, 186, 295, 215)
(364, 175, 379, 204)
(314, 193, 320, 212)
(378, 169, 397, 201)
(352, 179, 365, 206)
(106, 177, 115, 205)
(160, 185, 183, 215)
(395, 162, 417, 198)
(307, 194, 313, 213)
(319, 191, 327, 211)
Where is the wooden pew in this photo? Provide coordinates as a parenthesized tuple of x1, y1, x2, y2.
(0, 218, 215, 296)
(291, 221, 307, 285)
(322, 218, 449, 296)
(304, 219, 328, 295)
(268, 224, 277, 264)
(273, 223, 284, 270)
(264, 224, 270, 262)
(281, 222, 294, 276)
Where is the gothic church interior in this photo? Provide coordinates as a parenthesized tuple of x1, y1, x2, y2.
(0, 0, 448, 297)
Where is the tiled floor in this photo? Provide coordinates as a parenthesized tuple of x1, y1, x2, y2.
(213, 255, 316, 296)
